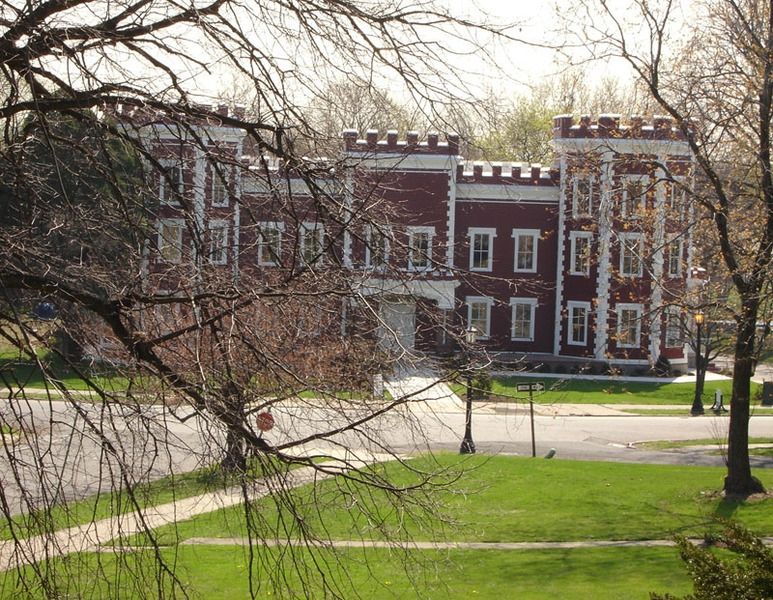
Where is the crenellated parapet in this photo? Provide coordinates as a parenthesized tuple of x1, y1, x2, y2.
(553, 114, 690, 141)
(110, 103, 246, 128)
(343, 129, 460, 155)
(455, 161, 558, 186)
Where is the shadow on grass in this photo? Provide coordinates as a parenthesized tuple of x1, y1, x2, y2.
(714, 496, 744, 520)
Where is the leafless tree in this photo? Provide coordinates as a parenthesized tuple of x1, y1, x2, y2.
(561, 0, 773, 495)
(0, 1, 518, 597)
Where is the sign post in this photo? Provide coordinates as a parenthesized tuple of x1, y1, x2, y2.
(516, 382, 545, 458)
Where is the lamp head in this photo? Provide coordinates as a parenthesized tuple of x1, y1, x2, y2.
(465, 326, 479, 344)
(694, 311, 705, 325)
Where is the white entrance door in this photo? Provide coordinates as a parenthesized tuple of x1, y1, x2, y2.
(378, 301, 416, 353)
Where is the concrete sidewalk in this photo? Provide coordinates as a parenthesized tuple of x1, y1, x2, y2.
(0, 450, 396, 572)
(177, 536, 773, 551)
(386, 369, 773, 417)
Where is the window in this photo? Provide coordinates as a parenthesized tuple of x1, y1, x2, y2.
(159, 160, 182, 204)
(616, 304, 642, 348)
(467, 227, 496, 271)
(512, 229, 539, 273)
(667, 238, 683, 277)
(665, 310, 683, 347)
(620, 178, 646, 218)
(300, 222, 324, 265)
(572, 175, 593, 217)
(567, 301, 591, 346)
(619, 233, 644, 277)
(366, 225, 391, 269)
(466, 296, 492, 340)
(667, 180, 685, 211)
(258, 221, 284, 266)
(569, 231, 593, 276)
(211, 165, 230, 207)
(208, 220, 229, 265)
(408, 226, 434, 271)
(158, 219, 184, 263)
(510, 298, 537, 341)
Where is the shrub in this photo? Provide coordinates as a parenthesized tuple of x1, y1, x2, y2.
(653, 355, 672, 377)
(650, 521, 773, 600)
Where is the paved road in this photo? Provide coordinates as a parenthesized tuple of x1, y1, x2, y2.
(2, 377, 773, 515)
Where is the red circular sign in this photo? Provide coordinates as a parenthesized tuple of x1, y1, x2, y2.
(256, 411, 275, 432)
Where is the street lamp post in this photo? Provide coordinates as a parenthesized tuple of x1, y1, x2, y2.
(691, 311, 705, 416)
(459, 326, 478, 454)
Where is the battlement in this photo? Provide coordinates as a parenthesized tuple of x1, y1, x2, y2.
(343, 129, 460, 155)
(553, 114, 689, 142)
(112, 103, 246, 127)
(456, 161, 558, 186)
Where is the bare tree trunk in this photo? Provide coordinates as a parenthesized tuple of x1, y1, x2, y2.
(724, 300, 765, 495)
(222, 427, 247, 473)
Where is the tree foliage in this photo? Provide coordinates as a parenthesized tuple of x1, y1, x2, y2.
(651, 521, 773, 600)
(0, 0, 511, 596)
(563, 0, 773, 495)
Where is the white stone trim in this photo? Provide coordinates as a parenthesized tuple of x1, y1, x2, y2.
(593, 153, 614, 358)
(446, 158, 458, 269)
(553, 154, 568, 355)
(456, 184, 558, 203)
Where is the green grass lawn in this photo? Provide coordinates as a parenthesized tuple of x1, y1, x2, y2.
(0, 457, 292, 541)
(452, 377, 763, 406)
(7, 455, 772, 599)
(0, 545, 692, 600)
(0, 351, 131, 392)
(124, 455, 773, 547)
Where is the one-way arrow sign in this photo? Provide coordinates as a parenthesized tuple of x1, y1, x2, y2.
(516, 382, 545, 393)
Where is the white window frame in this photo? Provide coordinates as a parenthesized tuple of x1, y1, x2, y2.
(157, 218, 184, 264)
(300, 222, 324, 265)
(616, 303, 642, 349)
(667, 237, 683, 277)
(619, 232, 644, 277)
(510, 297, 538, 342)
(665, 309, 683, 348)
(159, 159, 183, 205)
(620, 175, 648, 219)
(366, 225, 391, 270)
(567, 301, 591, 346)
(569, 231, 593, 276)
(258, 221, 284, 267)
(468, 227, 496, 272)
(512, 229, 540, 273)
(572, 175, 594, 218)
(210, 164, 230, 207)
(407, 226, 434, 271)
(466, 296, 492, 340)
(208, 219, 229, 265)
(667, 178, 686, 211)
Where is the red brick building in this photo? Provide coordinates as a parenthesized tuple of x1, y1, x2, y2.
(148, 112, 694, 372)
